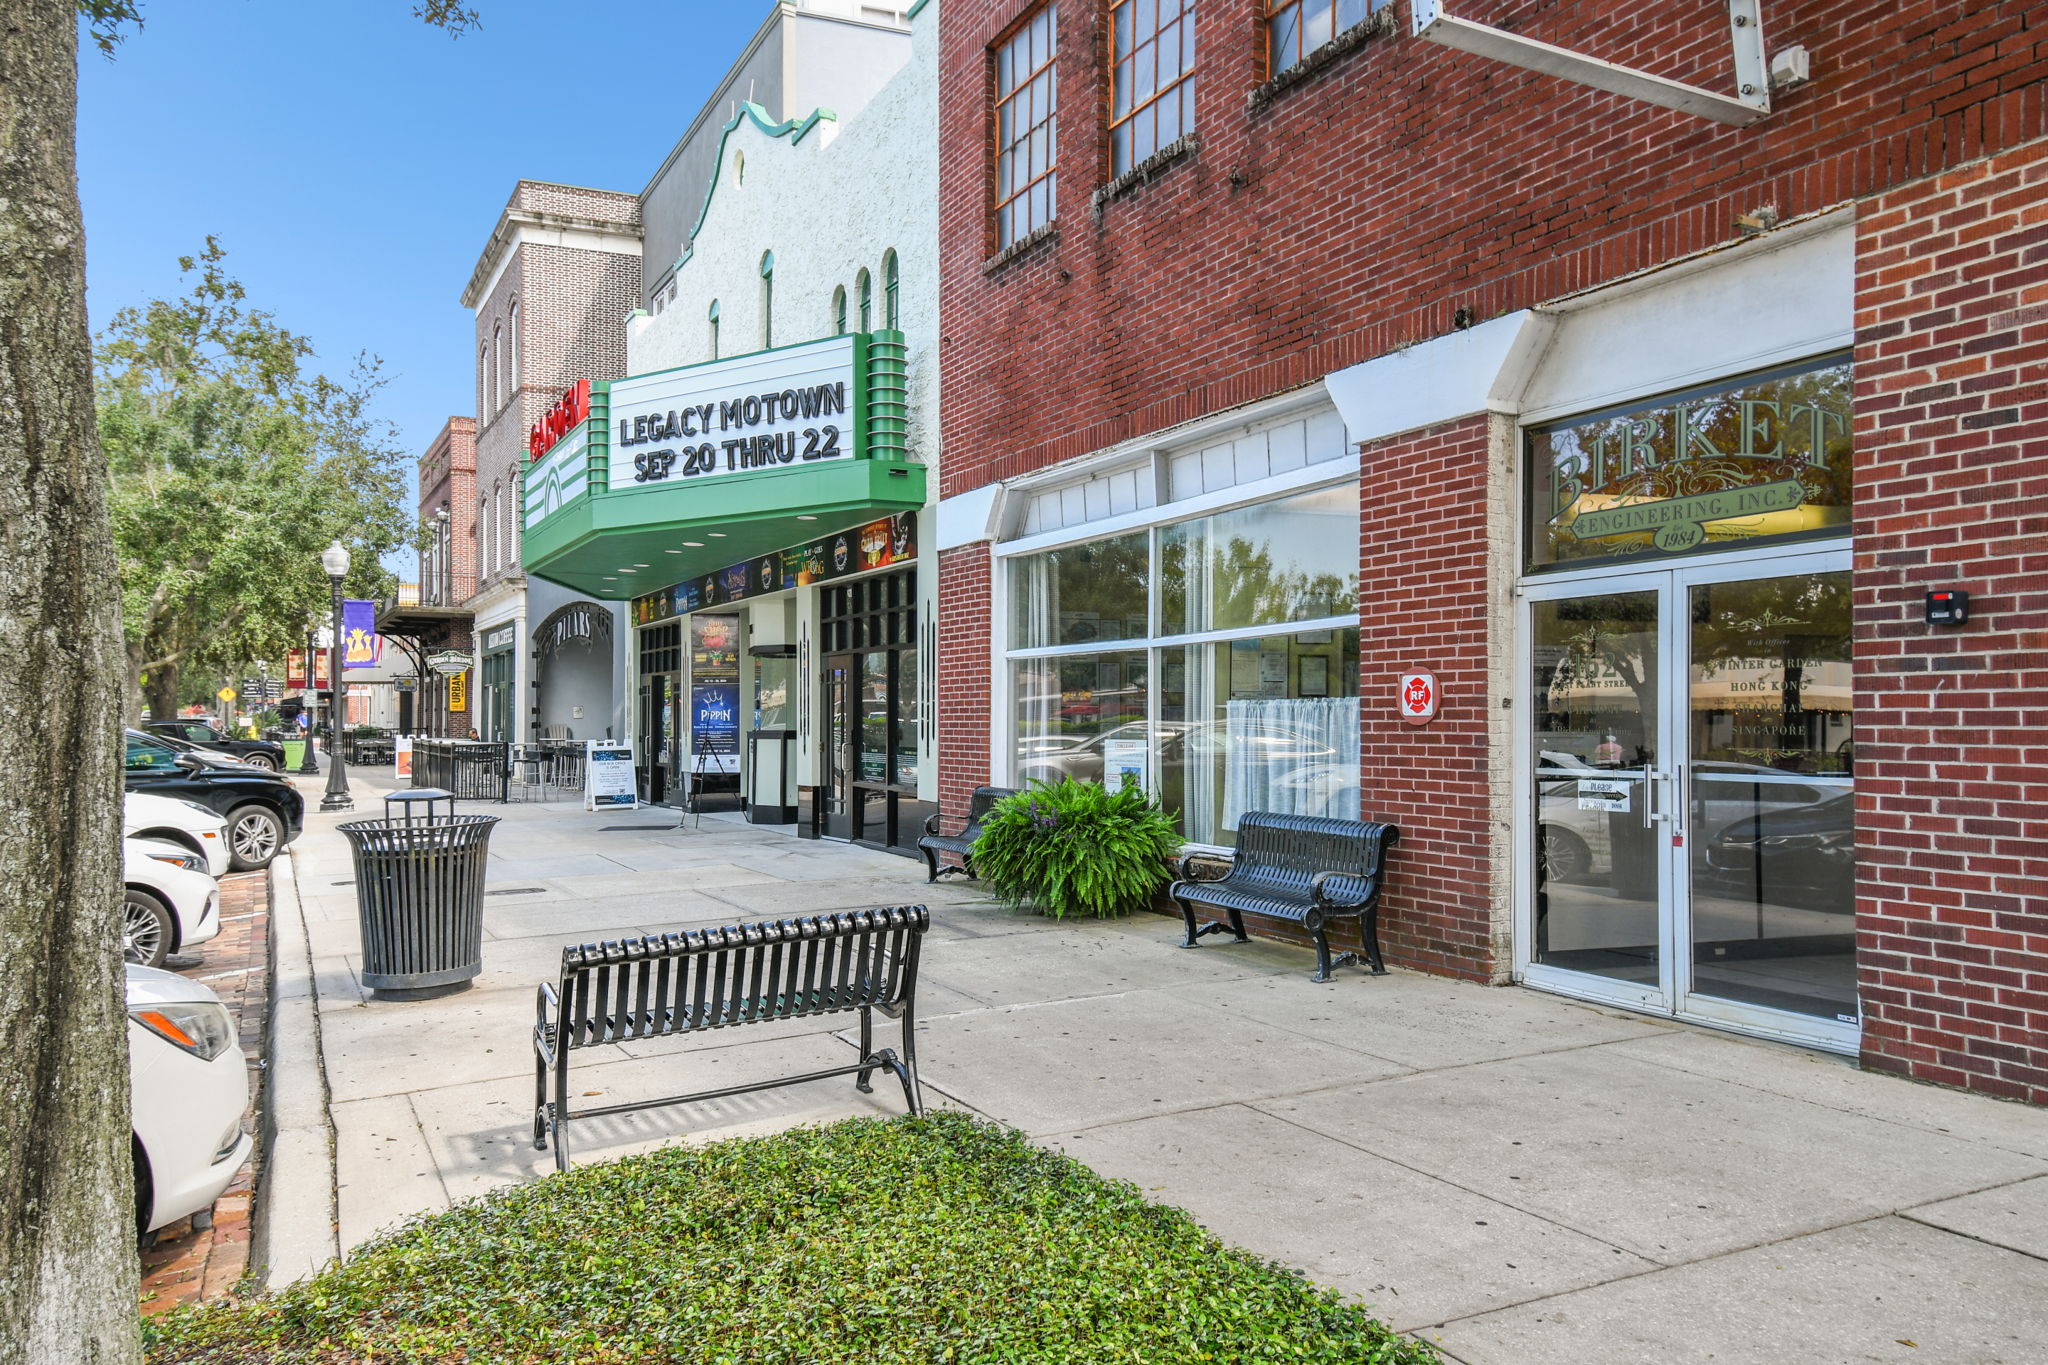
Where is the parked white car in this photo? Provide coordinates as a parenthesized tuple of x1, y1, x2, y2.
(126, 964, 251, 1235)
(123, 839, 219, 970)
(123, 791, 231, 877)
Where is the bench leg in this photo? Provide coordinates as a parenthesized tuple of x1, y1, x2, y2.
(1311, 929, 1337, 983)
(897, 999, 924, 1116)
(1362, 906, 1387, 975)
(1224, 905, 1250, 944)
(552, 1054, 572, 1173)
(532, 1049, 549, 1152)
(1174, 889, 1203, 948)
(920, 844, 941, 884)
(856, 1005, 877, 1094)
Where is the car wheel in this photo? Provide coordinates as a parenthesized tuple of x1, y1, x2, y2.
(227, 804, 284, 870)
(123, 888, 173, 969)
(244, 752, 279, 772)
(1539, 825, 1592, 884)
(133, 1136, 154, 1239)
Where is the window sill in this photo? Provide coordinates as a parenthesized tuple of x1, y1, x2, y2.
(1091, 134, 1200, 220)
(1248, 9, 1397, 115)
(983, 222, 1059, 277)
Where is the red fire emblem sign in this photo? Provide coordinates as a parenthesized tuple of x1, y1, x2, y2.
(1398, 671, 1438, 725)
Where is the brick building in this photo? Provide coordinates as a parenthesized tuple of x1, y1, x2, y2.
(459, 182, 643, 744)
(932, 1, 2046, 1101)
(377, 417, 478, 736)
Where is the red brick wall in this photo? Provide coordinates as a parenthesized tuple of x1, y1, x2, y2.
(937, 1, 2048, 497)
(935, 543, 994, 823)
(1357, 416, 1500, 982)
(1852, 134, 2048, 1104)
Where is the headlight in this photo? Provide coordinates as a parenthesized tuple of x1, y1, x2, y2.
(131, 1002, 236, 1062)
(145, 849, 205, 873)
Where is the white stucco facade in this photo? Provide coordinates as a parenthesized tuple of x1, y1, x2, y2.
(627, 4, 938, 474)
(623, 1, 940, 818)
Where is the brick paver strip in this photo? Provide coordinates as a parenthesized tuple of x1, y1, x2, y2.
(138, 867, 271, 1314)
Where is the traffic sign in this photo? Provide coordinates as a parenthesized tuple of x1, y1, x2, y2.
(217, 687, 237, 702)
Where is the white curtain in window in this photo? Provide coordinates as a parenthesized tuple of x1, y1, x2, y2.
(1222, 696, 1359, 828)
(1010, 554, 1056, 650)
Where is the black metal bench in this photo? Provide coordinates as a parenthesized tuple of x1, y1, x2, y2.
(916, 785, 1017, 883)
(532, 906, 929, 1171)
(1169, 811, 1399, 983)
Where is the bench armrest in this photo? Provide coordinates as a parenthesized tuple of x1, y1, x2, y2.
(923, 812, 942, 837)
(534, 981, 561, 1063)
(1309, 870, 1370, 909)
(1176, 850, 1231, 884)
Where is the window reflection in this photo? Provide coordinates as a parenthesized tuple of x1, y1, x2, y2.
(1010, 532, 1149, 649)
(1161, 484, 1359, 635)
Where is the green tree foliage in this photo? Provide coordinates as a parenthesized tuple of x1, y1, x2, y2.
(95, 241, 413, 718)
(971, 778, 1182, 919)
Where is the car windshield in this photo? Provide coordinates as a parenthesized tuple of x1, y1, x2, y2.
(124, 734, 182, 774)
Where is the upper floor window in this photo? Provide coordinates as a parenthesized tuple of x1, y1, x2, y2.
(857, 268, 873, 332)
(760, 251, 775, 349)
(832, 285, 848, 337)
(1111, 0, 1197, 175)
(508, 300, 521, 388)
(993, 4, 1058, 249)
(479, 343, 493, 417)
(708, 299, 721, 360)
(882, 250, 900, 330)
(1266, 0, 1374, 75)
(492, 323, 505, 411)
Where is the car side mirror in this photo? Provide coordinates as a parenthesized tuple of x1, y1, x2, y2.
(174, 753, 206, 772)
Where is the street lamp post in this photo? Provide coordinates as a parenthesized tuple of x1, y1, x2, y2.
(297, 622, 320, 775)
(320, 540, 354, 812)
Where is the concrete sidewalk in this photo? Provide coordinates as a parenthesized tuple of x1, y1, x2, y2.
(270, 768, 2048, 1364)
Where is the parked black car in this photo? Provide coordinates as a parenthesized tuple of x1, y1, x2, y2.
(123, 731, 303, 871)
(144, 719, 286, 772)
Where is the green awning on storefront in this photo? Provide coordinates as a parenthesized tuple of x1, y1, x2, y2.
(524, 457, 925, 600)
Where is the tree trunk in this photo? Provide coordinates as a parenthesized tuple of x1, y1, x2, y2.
(144, 664, 179, 727)
(0, 4, 142, 1363)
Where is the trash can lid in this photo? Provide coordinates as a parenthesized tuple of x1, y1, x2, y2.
(387, 788, 454, 803)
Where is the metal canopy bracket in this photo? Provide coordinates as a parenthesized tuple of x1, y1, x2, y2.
(1412, 0, 1773, 127)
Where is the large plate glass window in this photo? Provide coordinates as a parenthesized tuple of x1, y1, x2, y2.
(1004, 475, 1360, 850)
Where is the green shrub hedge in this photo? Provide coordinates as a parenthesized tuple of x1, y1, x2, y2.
(970, 778, 1181, 919)
(148, 1114, 1434, 1364)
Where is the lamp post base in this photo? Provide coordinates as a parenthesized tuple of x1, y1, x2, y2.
(320, 792, 355, 813)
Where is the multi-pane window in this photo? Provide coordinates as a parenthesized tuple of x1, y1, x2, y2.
(1110, 0, 1197, 175)
(708, 300, 720, 360)
(832, 285, 848, 336)
(883, 250, 900, 329)
(1266, 0, 1375, 76)
(994, 4, 1058, 249)
(857, 269, 873, 332)
(759, 252, 775, 349)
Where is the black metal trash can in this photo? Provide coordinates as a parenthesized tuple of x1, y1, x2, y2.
(337, 814, 499, 1001)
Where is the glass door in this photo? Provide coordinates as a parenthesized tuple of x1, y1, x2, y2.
(822, 655, 854, 840)
(1520, 549, 1857, 1051)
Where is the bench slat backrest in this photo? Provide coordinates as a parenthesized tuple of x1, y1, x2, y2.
(1230, 812, 1398, 901)
(965, 785, 1016, 829)
(555, 906, 928, 1049)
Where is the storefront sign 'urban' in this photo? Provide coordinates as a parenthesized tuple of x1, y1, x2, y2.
(608, 334, 859, 487)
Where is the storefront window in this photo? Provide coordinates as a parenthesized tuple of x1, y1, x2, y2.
(1009, 531, 1149, 648)
(1160, 483, 1359, 635)
(1003, 477, 1361, 847)
(1160, 629, 1360, 845)
(1528, 356, 1853, 572)
(1013, 651, 1150, 786)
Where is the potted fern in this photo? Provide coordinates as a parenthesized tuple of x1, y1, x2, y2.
(969, 778, 1181, 919)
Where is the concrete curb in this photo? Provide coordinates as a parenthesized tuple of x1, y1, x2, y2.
(251, 846, 340, 1286)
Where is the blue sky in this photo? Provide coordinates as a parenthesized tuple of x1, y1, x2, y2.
(78, 0, 765, 561)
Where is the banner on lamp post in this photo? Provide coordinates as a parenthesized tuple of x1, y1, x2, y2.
(342, 599, 381, 669)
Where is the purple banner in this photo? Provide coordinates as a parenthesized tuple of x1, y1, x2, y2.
(342, 598, 381, 669)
